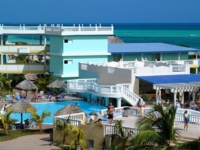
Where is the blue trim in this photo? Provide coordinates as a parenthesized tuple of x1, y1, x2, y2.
(137, 74, 200, 84)
(108, 43, 200, 54)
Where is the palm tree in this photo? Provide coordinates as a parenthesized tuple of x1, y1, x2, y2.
(55, 116, 75, 144)
(28, 108, 51, 133)
(1, 111, 17, 135)
(0, 74, 12, 95)
(108, 120, 133, 150)
(70, 127, 86, 150)
(128, 104, 178, 149)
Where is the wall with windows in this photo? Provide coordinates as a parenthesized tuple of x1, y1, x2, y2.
(62, 56, 108, 77)
(63, 35, 108, 53)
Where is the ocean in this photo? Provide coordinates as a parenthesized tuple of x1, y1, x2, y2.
(3, 23, 200, 49)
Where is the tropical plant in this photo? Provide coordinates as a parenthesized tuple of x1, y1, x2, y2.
(0, 74, 12, 95)
(27, 108, 51, 133)
(108, 120, 133, 150)
(55, 116, 76, 145)
(128, 104, 178, 149)
(1, 111, 17, 135)
(70, 127, 86, 150)
(35, 75, 55, 92)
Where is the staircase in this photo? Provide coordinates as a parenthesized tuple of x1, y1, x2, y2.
(67, 79, 142, 106)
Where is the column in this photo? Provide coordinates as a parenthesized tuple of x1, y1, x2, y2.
(87, 93, 90, 102)
(156, 89, 159, 104)
(174, 91, 177, 106)
(0, 36, 3, 45)
(117, 97, 122, 108)
(196, 68, 198, 74)
(105, 97, 109, 106)
(178, 53, 181, 60)
(181, 91, 184, 104)
(44, 35, 46, 45)
(160, 53, 162, 61)
(1, 54, 3, 65)
(193, 91, 195, 102)
(40, 35, 42, 45)
(44, 54, 46, 65)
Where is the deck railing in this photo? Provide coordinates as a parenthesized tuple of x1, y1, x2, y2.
(67, 79, 142, 106)
(54, 112, 85, 127)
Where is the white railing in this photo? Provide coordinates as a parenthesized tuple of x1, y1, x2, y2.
(67, 79, 142, 106)
(101, 107, 124, 118)
(0, 64, 49, 72)
(54, 112, 85, 127)
(55, 118, 81, 127)
(175, 113, 200, 124)
(104, 124, 137, 138)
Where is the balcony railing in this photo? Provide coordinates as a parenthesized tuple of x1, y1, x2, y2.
(0, 64, 49, 73)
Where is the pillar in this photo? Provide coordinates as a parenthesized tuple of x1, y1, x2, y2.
(105, 97, 109, 106)
(0, 36, 3, 46)
(44, 35, 46, 45)
(181, 91, 184, 104)
(117, 97, 122, 108)
(156, 89, 159, 104)
(178, 53, 181, 60)
(193, 91, 195, 102)
(0, 54, 2, 65)
(174, 91, 177, 106)
(160, 53, 162, 61)
(87, 93, 90, 102)
(44, 54, 46, 65)
(196, 68, 198, 74)
(40, 35, 42, 45)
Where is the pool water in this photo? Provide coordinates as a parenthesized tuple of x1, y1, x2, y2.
(10, 100, 107, 124)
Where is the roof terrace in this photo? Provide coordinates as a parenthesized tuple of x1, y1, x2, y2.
(0, 24, 114, 35)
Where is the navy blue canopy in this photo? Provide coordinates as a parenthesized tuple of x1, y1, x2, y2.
(137, 74, 200, 84)
(108, 43, 200, 54)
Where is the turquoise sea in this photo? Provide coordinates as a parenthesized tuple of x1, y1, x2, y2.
(3, 23, 200, 49)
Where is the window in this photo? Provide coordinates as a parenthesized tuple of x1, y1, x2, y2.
(64, 39, 73, 43)
(64, 60, 73, 64)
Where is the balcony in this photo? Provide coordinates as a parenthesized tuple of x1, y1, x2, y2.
(45, 24, 114, 36)
(0, 64, 49, 74)
(0, 45, 49, 54)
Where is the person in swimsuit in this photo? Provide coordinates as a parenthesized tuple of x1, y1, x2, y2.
(184, 110, 189, 131)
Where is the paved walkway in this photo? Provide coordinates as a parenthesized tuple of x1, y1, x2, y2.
(0, 134, 62, 150)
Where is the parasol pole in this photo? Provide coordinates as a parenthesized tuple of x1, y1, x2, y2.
(21, 113, 23, 129)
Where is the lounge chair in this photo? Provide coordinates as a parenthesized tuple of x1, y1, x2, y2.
(96, 112, 108, 122)
(6, 95, 11, 102)
(55, 93, 65, 101)
(24, 119, 34, 129)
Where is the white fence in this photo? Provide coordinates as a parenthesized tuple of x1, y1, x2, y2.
(54, 112, 85, 127)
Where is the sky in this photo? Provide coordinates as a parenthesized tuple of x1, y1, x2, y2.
(0, 0, 200, 24)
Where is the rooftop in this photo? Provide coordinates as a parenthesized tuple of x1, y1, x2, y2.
(108, 43, 200, 54)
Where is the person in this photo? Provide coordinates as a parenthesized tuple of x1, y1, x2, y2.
(184, 110, 189, 131)
(94, 118, 102, 124)
(32, 92, 39, 102)
(107, 102, 114, 124)
(2, 104, 7, 111)
(137, 99, 141, 107)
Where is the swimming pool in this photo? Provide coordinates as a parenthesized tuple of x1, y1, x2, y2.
(10, 100, 107, 124)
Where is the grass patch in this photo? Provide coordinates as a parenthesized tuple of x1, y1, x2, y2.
(0, 128, 53, 142)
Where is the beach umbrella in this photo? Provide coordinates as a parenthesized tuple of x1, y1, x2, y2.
(47, 80, 67, 89)
(54, 104, 83, 116)
(24, 74, 38, 81)
(16, 80, 38, 97)
(8, 100, 36, 126)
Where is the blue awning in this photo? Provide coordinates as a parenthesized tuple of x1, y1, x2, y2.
(108, 43, 200, 54)
(137, 74, 200, 84)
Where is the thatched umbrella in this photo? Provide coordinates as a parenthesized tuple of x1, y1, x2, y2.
(47, 80, 67, 89)
(16, 80, 38, 97)
(24, 74, 38, 81)
(8, 100, 36, 126)
(54, 104, 83, 116)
